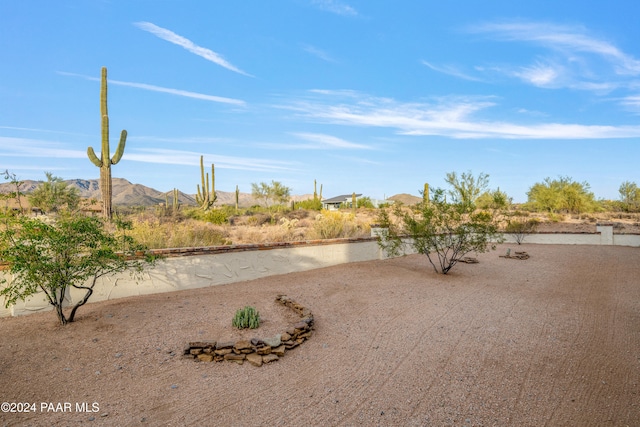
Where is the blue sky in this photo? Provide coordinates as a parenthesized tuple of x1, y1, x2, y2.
(1, 1, 639, 202)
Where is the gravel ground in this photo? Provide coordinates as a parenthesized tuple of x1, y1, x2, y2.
(1, 244, 639, 426)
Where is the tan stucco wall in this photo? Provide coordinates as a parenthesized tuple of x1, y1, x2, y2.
(2, 228, 638, 318)
(2, 239, 392, 317)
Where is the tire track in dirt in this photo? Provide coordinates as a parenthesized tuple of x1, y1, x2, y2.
(319, 280, 496, 425)
(540, 247, 640, 426)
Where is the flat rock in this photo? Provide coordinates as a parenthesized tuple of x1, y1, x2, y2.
(273, 345, 286, 357)
(189, 341, 216, 348)
(263, 334, 281, 348)
(197, 354, 214, 362)
(216, 341, 235, 350)
(262, 354, 279, 363)
(246, 353, 263, 367)
(234, 340, 252, 351)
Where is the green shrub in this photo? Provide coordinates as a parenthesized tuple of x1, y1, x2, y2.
(311, 210, 365, 239)
(232, 306, 260, 329)
(201, 208, 229, 225)
(128, 217, 230, 249)
(295, 199, 323, 210)
(547, 212, 565, 222)
(356, 197, 375, 209)
(505, 218, 539, 245)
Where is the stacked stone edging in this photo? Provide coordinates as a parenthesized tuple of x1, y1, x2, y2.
(182, 295, 314, 367)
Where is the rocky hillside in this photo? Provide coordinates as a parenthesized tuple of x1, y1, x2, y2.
(0, 178, 318, 208)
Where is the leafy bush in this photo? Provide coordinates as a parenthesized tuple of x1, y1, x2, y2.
(311, 210, 364, 239)
(295, 199, 323, 210)
(232, 306, 260, 329)
(246, 213, 272, 226)
(527, 176, 596, 214)
(377, 188, 503, 274)
(201, 208, 229, 225)
(128, 216, 230, 249)
(505, 217, 539, 245)
(0, 211, 155, 325)
(357, 197, 375, 208)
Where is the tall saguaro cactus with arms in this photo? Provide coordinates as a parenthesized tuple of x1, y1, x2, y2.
(196, 155, 216, 211)
(87, 67, 127, 220)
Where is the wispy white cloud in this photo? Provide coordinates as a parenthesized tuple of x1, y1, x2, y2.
(0, 137, 86, 158)
(311, 0, 357, 16)
(421, 61, 483, 82)
(285, 91, 640, 139)
(620, 95, 640, 114)
(291, 132, 372, 149)
(58, 71, 245, 106)
(126, 148, 297, 172)
(301, 44, 337, 63)
(470, 21, 640, 74)
(467, 20, 640, 92)
(134, 21, 253, 77)
(512, 61, 563, 87)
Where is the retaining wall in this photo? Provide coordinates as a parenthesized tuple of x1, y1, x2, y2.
(1, 226, 638, 318)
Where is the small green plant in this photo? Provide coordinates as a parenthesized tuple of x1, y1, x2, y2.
(505, 217, 539, 245)
(232, 306, 260, 329)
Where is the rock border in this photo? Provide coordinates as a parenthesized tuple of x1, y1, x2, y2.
(500, 250, 530, 260)
(182, 295, 314, 367)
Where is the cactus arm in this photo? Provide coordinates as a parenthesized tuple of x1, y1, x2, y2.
(211, 164, 217, 203)
(87, 146, 102, 167)
(111, 130, 127, 164)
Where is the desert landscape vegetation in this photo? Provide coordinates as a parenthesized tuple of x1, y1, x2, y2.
(1, 50, 639, 426)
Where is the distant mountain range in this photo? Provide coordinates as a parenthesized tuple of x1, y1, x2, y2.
(0, 177, 420, 208)
(0, 177, 314, 208)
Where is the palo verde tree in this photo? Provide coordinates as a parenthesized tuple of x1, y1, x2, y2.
(0, 170, 25, 212)
(377, 187, 503, 274)
(445, 170, 489, 207)
(87, 66, 128, 220)
(0, 210, 156, 325)
(251, 180, 292, 211)
(619, 181, 640, 212)
(527, 176, 596, 215)
(28, 172, 80, 213)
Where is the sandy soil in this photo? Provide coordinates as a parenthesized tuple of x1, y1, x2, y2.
(1, 244, 639, 426)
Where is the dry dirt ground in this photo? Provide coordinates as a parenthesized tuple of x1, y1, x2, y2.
(1, 244, 639, 426)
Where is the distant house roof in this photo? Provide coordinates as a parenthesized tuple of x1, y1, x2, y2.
(322, 194, 363, 204)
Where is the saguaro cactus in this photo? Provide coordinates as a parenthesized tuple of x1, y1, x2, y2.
(235, 185, 239, 212)
(423, 183, 430, 203)
(87, 67, 127, 220)
(196, 155, 216, 210)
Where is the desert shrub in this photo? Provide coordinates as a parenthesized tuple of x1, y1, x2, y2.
(232, 306, 260, 329)
(311, 210, 364, 239)
(128, 217, 230, 249)
(527, 176, 596, 214)
(547, 212, 565, 222)
(357, 197, 375, 209)
(201, 208, 229, 225)
(246, 213, 271, 226)
(377, 188, 503, 274)
(505, 217, 539, 245)
(0, 211, 155, 325)
(295, 199, 322, 211)
(287, 208, 310, 220)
